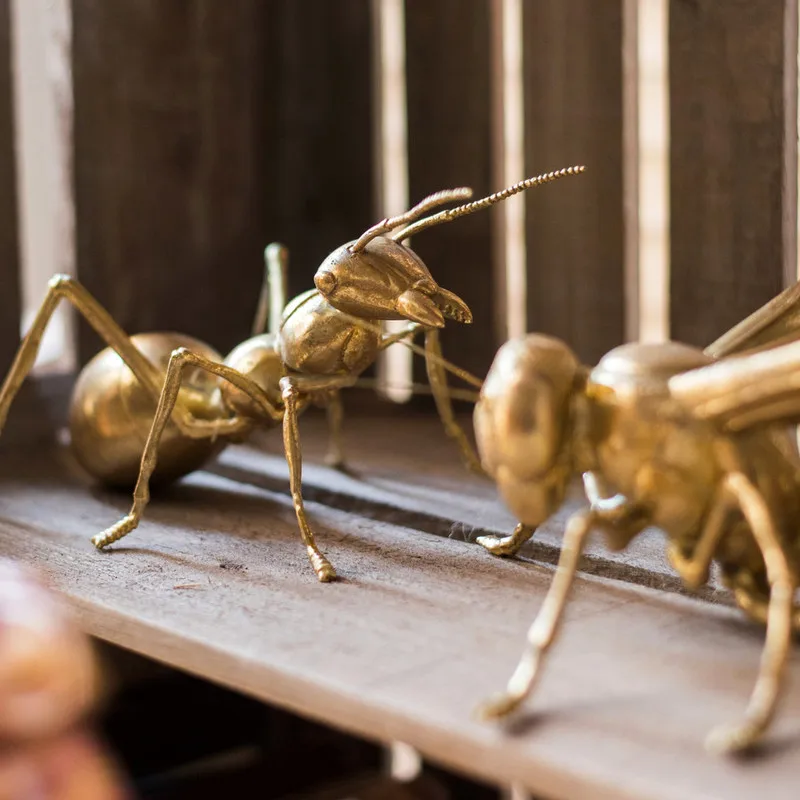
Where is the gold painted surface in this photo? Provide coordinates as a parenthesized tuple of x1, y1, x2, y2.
(0, 167, 583, 583)
(69, 333, 226, 486)
(473, 287, 800, 755)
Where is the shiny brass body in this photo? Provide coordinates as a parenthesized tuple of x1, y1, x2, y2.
(0, 167, 584, 584)
(473, 283, 800, 755)
(70, 333, 227, 486)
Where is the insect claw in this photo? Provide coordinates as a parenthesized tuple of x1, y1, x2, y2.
(309, 550, 337, 582)
(476, 534, 522, 557)
(705, 722, 763, 755)
(475, 691, 526, 721)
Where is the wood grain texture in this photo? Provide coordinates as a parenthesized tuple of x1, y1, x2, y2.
(71, 0, 373, 361)
(0, 450, 798, 799)
(669, 0, 789, 345)
(220, 411, 725, 604)
(522, 1, 626, 363)
(405, 0, 495, 381)
(262, 0, 374, 301)
(0, 0, 21, 375)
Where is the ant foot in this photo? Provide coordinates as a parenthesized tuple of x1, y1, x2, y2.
(476, 534, 521, 558)
(92, 516, 137, 550)
(309, 550, 337, 583)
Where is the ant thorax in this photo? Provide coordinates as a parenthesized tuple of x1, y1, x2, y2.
(279, 290, 380, 376)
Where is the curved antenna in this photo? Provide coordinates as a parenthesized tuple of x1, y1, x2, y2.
(392, 166, 586, 241)
(349, 187, 473, 253)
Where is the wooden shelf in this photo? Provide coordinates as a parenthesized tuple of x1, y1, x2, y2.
(0, 411, 798, 799)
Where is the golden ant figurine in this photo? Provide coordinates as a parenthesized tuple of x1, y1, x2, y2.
(473, 281, 800, 755)
(0, 167, 583, 582)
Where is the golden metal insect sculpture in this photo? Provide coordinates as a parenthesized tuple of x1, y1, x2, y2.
(472, 281, 800, 754)
(0, 167, 584, 583)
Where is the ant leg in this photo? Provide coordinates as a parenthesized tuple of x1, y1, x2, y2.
(424, 328, 484, 475)
(478, 509, 595, 720)
(476, 523, 535, 558)
(324, 391, 345, 469)
(704, 472, 794, 754)
(280, 376, 340, 582)
(93, 349, 275, 549)
(0, 276, 164, 433)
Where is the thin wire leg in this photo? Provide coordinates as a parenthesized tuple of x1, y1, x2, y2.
(478, 510, 594, 719)
(424, 329, 484, 475)
(325, 392, 345, 469)
(281, 377, 336, 582)
(705, 473, 795, 754)
(0, 275, 164, 432)
(93, 349, 271, 549)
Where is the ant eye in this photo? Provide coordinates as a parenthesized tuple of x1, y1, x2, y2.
(315, 270, 337, 296)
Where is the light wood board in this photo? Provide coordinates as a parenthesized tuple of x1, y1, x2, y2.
(0, 447, 798, 799)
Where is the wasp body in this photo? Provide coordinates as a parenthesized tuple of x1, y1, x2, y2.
(473, 284, 800, 754)
(0, 167, 584, 582)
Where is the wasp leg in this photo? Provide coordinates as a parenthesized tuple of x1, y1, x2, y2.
(93, 349, 271, 550)
(324, 391, 346, 469)
(280, 375, 357, 582)
(667, 480, 736, 591)
(0, 275, 165, 433)
(733, 586, 800, 630)
(704, 472, 795, 755)
(476, 523, 536, 558)
(424, 328, 485, 476)
(477, 509, 595, 720)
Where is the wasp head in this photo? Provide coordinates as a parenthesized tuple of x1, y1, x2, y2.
(314, 236, 472, 328)
(474, 335, 580, 527)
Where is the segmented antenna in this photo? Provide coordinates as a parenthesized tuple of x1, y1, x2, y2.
(391, 165, 586, 241)
(349, 187, 473, 253)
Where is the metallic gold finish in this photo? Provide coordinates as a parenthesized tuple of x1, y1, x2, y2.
(0, 168, 583, 582)
(473, 287, 800, 754)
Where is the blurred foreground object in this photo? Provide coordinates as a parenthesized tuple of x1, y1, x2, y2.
(474, 281, 800, 754)
(0, 559, 128, 798)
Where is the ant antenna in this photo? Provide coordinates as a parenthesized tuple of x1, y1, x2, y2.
(391, 166, 586, 241)
(349, 187, 473, 253)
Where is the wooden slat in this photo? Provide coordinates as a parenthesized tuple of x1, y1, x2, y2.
(522, 1, 626, 363)
(669, 0, 790, 345)
(0, 0, 21, 374)
(405, 0, 495, 381)
(71, 0, 374, 361)
(0, 449, 799, 800)
(263, 0, 374, 301)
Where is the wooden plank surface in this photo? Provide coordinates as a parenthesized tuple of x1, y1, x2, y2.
(0, 0, 21, 375)
(0, 449, 798, 799)
(669, 0, 789, 345)
(522, 1, 626, 363)
(219, 409, 723, 604)
(405, 0, 495, 381)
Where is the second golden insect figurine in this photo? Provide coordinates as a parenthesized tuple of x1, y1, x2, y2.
(473, 281, 800, 755)
(0, 166, 584, 583)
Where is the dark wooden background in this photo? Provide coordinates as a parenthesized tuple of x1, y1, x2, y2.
(0, 0, 795, 388)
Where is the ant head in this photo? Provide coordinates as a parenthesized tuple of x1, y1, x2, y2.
(474, 335, 580, 527)
(314, 235, 472, 327)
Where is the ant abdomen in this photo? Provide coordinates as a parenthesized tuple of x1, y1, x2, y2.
(69, 332, 226, 488)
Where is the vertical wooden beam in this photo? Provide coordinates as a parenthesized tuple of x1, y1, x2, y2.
(264, 1, 374, 301)
(0, 0, 20, 373)
(405, 0, 495, 381)
(72, 0, 374, 361)
(522, 1, 626, 363)
(669, 0, 789, 345)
